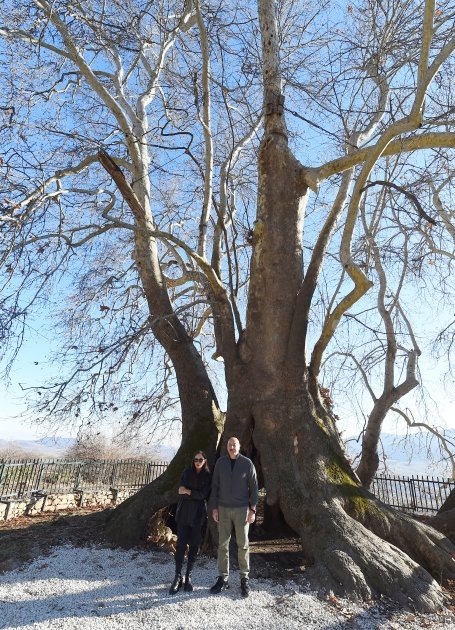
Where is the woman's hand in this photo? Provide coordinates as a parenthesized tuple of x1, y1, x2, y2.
(178, 486, 191, 495)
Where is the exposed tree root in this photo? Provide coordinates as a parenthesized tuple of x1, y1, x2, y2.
(429, 509, 455, 545)
(301, 499, 455, 612)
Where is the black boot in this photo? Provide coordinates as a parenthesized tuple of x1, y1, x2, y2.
(210, 576, 229, 594)
(169, 556, 184, 595)
(184, 573, 193, 592)
(184, 558, 195, 592)
(169, 572, 183, 595)
(240, 577, 250, 598)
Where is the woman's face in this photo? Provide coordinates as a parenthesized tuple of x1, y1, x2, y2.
(193, 452, 206, 471)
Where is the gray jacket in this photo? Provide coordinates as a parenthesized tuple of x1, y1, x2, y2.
(211, 454, 258, 509)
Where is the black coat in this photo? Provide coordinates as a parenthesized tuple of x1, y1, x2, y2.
(176, 466, 211, 528)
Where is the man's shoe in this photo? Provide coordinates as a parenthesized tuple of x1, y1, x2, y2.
(240, 577, 250, 598)
(210, 576, 229, 594)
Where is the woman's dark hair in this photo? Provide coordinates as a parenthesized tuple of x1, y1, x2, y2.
(192, 450, 210, 473)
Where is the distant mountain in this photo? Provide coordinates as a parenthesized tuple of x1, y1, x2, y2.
(0, 437, 177, 461)
(1, 431, 452, 476)
(0, 437, 75, 458)
(37, 437, 76, 449)
(345, 430, 455, 478)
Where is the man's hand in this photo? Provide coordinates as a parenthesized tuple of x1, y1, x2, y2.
(212, 508, 219, 523)
(247, 508, 256, 524)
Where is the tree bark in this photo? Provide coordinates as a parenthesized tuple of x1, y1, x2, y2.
(98, 154, 225, 546)
(221, 372, 455, 611)
(220, 57, 454, 609)
(429, 509, 455, 544)
(438, 488, 455, 514)
(427, 489, 455, 544)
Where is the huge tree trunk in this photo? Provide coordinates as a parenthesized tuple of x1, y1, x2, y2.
(220, 121, 455, 610)
(104, 407, 222, 546)
(99, 153, 225, 545)
(427, 489, 455, 544)
(105, 121, 455, 613)
(104, 1, 455, 611)
(227, 378, 454, 611)
(103, 302, 224, 546)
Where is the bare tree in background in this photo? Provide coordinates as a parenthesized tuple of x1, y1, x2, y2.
(2, 0, 455, 610)
(0, 442, 29, 459)
(325, 151, 455, 484)
(63, 431, 161, 461)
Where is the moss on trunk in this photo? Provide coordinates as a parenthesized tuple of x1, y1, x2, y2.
(105, 415, 222, 547)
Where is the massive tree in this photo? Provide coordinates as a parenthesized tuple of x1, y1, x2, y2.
(1, 0, 455, 611)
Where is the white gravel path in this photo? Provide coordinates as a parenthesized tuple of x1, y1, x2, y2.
(0, 545, 454, 629)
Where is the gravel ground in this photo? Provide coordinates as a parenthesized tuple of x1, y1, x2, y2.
(0, 545, 454, 629)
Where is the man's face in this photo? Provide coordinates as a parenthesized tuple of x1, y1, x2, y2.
(227, 438, 240, 459)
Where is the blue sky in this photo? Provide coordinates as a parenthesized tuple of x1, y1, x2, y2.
(1, 327, 54, 440)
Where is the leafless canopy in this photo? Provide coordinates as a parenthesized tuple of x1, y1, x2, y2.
(0, 0, 454, 463)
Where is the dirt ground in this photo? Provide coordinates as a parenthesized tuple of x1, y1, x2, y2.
(0, 508, 112, 574)
(1, 506, 454, 614)
(0, 506, 306, 582)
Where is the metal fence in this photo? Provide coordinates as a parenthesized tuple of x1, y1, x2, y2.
(0, 458, 168, 500)
(371, 474, 455, 514)
(1, 459, 454, 515)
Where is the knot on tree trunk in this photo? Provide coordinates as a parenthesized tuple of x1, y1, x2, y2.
(265, 90, 284, 116)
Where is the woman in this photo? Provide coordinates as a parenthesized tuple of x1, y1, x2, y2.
(169, 450, 211, 594)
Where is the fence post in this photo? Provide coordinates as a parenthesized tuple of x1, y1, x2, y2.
(409, 477, 417, 511)
(0, 461, 6, 489)
(35, 462, 45, 491)
(74, 462, 83, 490)
(146, 462, 153, 485)
(110, 462, 118, 488)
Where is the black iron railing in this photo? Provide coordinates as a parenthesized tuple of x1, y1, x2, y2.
(371, 474, 455, 513)
(0, 458, 168, 500)
(1, 459, 454, 515)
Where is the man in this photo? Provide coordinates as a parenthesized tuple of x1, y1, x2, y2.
(210, 436, 259, 598)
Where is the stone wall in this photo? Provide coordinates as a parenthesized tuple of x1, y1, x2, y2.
(0, 487, 138, 521)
